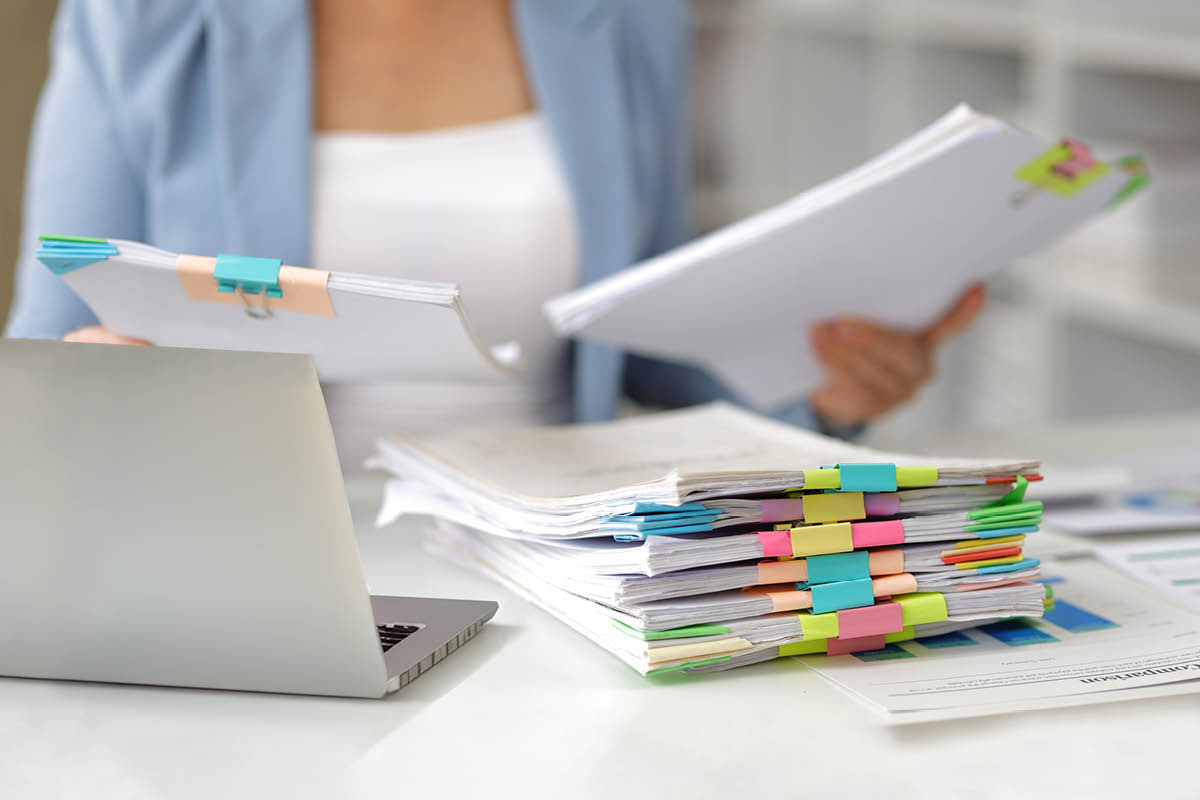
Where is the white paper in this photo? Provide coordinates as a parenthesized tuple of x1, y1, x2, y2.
(1095, 534, 1200, 614)
(798, 558, 1200, 718)
(545, 104, 1127, 409)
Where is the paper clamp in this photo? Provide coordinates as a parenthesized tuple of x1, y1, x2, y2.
(1012, 138, 1109, 207)
(176, 253, 335, 319)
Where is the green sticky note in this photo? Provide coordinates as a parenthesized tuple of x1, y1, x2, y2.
(1014, 144, 1109, 197)
(897, 592, 948, 626)
(646, 655, 731, 676)
(613, 619, 731, 641)
(969, 500, 1043, 521)
(780, 639, 828, 657)
(885, 626, 916, 643)
(798, 611, 839, 641)
(38, 233, 109, 244)
(983, 475, 1029, 508)
(803, 468, 841, 490)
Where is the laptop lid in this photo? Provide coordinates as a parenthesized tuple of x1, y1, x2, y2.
(0, 340, 388, 697)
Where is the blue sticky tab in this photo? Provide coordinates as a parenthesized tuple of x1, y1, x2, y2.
(975, 525, 1039, 539)
(36, 237, 118, 274)
(977, 557, 1040, 575)
(806, 551, 870, 585)
(810, 577, 875, 614)
(631, 503, 707, 514)
(213, 254, 283, 298)
(837, 463, 897, 493)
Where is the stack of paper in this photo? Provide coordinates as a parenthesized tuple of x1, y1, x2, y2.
(371, 403, 1051, 675)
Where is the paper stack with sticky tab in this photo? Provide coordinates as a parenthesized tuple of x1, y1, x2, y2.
(370, 403, 1050, 675)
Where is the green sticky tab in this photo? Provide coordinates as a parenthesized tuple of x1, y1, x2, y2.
(612, 619, 731, 641)
(803, 468, 841, 490)
(38, 233, 109, 244)
(983, 475, 1029, 508)
(1107, 155, 1151, 209)
(897, 592, 948, 626)
(896, 466, 938, 488)
(646, 655, 731, 676)
(798, 611, 839, 641)
(780, 639, 828, 657)
(1015, 144, 1109, 197)
(969, 500, 1043, 521)
(885, 626, 915, 643)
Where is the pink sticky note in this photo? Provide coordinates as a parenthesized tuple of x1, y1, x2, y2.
(851, 520, 905, 548)
(760, 498, 806, 524)
(1051, 138, 1097, 179)
(863, 493, 901, 517)
(757, 530, 793, 558)
(836, 602, 903, 639)
(826, 633, 888, 655)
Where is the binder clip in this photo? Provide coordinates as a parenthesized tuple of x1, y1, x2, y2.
(1011, 138, 1108, 208)
(213, 254, 282, 320)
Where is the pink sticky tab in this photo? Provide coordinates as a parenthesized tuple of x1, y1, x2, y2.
(826, 633, 887, 656)
(863, 493, 901, 517)
(756, 559, 808, 585)
(760, 498, 806, 524)
(852, 520, 905, 548)
(836, 602, 903, 639)
(757, 530, 793, 558)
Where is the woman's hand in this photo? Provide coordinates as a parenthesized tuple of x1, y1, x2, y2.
(62, 326, 150, 346)
(809, 285, 986, 428)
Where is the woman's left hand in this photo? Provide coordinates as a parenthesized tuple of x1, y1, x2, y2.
(809, 284, 986, 428)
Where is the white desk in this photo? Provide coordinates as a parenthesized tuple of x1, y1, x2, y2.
(3, 419, 1199, 800)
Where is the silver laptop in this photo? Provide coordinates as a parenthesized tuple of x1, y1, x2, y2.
(0, 340, 496, 698)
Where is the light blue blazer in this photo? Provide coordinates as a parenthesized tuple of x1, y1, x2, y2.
(6, 0, 819, 430)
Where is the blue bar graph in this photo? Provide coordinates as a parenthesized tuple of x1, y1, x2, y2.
(852, 644, 916, 662)
(1043, 600, 1119, 633)
(918, 630, 980, 649)
(978, 618, 1060, 646)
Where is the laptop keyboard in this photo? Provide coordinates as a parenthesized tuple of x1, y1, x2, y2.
(377, 624, 420, 652)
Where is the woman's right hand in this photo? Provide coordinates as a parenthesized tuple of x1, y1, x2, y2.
(62, 326, 150, 346)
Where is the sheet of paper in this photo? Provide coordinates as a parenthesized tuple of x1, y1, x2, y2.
(796, 558, 1200, 720)
(1095, 534, 1200, 613)
(545, 104, 1127, 409)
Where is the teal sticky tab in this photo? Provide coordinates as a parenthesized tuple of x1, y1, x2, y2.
(810, 577, 874, 614)
(36, 236, 118, 274)
(982, 475, 1029, 508)
(213, 254, 283, 298)
(977, 557, 1040, 575)
(837, 463, 897, 493)
(806, 550, 870, 585)
(632, 503, 707, 514)
(974, 525, 1039, 539)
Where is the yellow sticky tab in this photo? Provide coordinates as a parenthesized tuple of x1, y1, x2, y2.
(952, 535, 1025, 550)
(798, 611, 839, 641)
(897, 592, 948, 626)
(1015, 144, 1109, 197)
(895, 466, 938, 488)
(955, 554, 1022, 570)
(801, 491, 865, 524)
(802, 468, 841, 490)
(790, 523, 853, 557)
(780, 639, 828, 657)
(774, 523, 792, 531)
(885, 626, 915, 643)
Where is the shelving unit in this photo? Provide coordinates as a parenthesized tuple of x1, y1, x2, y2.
(691, 0, 1200, 435)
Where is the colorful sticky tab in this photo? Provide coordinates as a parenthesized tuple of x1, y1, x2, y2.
(757, 530, 793, 558)
(978, 557, 1039, 575)
(837, 463, 897, 493)
(851, 519, 905, 548)
(863, 493, 901, 517)
(897, 592, 949, 626)
(789, 523, 853, 558)
(759, 498, 806, 524)
(779, 639, 828, 657)
(885, 626, 916, 644)
(826, 633, 887, 656)
(806, 550, 870, 585)
(36, 235, 118, 274)
(810, 577, 874, 614)
(798, 611, 840, 641)
(872, 573, 918, 596)
(756, 559, 809, 585)
(611, 619, 731, 641)
(868, 548, 904, 576)
(801, 491, 865, 524)
(802, 468, 841, 490)
(954, 554, 1023, 570)
(762, 589, 813, 613)
(895, 466, 938, 488)
(1108, 154, 1151, 209)
(1014, 141, 1109, 197)
(836, 601, 903, 638)
(942, 545, 1022, 565)
(982, 476, 1029, 508)
(974, 525, 1039, 539)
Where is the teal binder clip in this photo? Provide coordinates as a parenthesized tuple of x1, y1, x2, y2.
(810, 577, 874, 614)
(36, 235, 117, 274)
(213, 254, 283, 298)
(837, 463, 897, 493)
(806, 551, 870, 585)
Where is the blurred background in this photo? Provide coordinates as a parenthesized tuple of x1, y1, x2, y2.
(3, 0, 1198, 437)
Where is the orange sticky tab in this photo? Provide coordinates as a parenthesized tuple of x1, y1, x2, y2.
(762, 588, 813, 612)
(868, 549, 904, 575)
(756, 559, 809, 585)
(872, 573, 918, 596)
(176, 254, 335, 318)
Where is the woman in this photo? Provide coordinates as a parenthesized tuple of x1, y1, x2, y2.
(5, 0, 982, 462)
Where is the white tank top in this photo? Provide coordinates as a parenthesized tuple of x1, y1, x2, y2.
(311, 113, 579, 467)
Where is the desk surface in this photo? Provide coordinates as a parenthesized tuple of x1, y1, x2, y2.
(4, 417, 1199, 799)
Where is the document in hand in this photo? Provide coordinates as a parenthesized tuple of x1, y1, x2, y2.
(371, 403, 1052, 675)
(35, 236, 520, 382)
(544, 103, 1149, 409)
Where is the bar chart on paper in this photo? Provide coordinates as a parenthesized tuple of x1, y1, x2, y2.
(1096, 534, 1200, 614)
(798, 558, 1200, 717)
